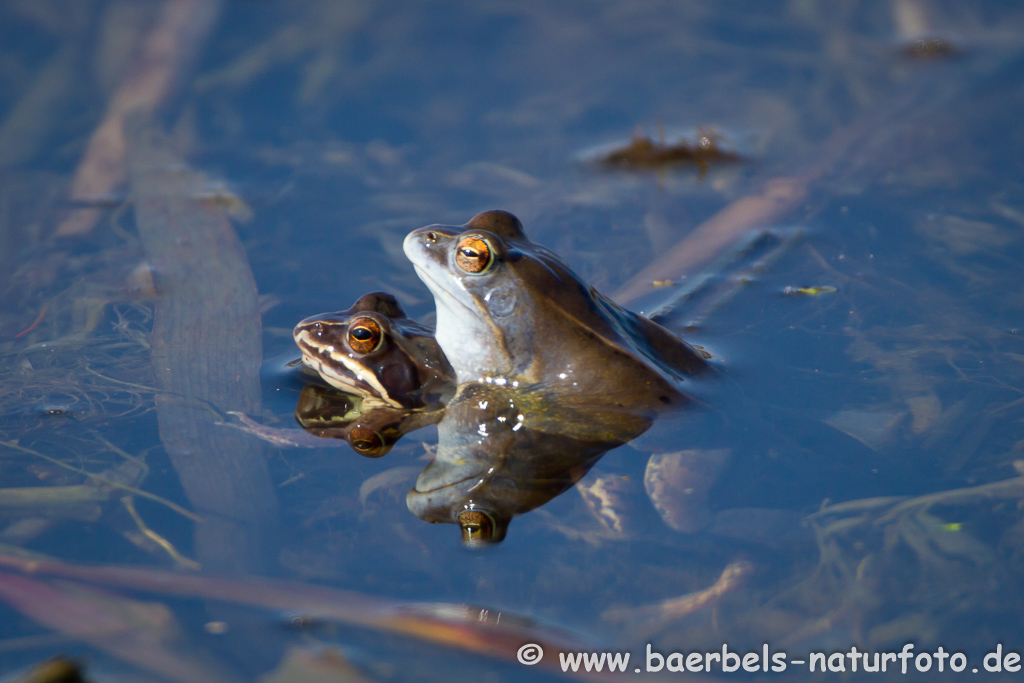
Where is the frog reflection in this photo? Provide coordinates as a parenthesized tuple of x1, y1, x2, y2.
(294, 384, 442, 457)
(226, 382, 443, 458)
(406, 381, 654, 544)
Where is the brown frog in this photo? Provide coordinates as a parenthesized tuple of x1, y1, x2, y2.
(293, 292, 454, 409)
(402, 210, 715, 542)
(402, 210, 708, 416)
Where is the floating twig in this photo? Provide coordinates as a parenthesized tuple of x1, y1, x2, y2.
(14, 301, 51, 339)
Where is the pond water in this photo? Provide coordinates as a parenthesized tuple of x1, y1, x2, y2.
(1, 0, 1024, 680)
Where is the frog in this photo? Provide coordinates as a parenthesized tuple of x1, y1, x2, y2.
(293, 291, 454, 410)
(401, 210, 718, 542)
(226, 292, 450, 456)
(402, 210, 709, 417)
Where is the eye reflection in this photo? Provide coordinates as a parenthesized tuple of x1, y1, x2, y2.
(458, 508, 496, 545)
(348, 426, 386, 457)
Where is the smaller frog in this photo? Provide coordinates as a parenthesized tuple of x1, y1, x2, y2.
(293, 292, 454, 410)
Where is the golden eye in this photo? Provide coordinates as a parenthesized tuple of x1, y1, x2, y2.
(347, 317, 382, 354)
(348, 427, 385, 457)
(455, 236, 493, 274)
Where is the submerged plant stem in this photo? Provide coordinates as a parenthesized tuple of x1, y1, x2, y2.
(0, 440, 201, 523)
(121, 496, 200, 570)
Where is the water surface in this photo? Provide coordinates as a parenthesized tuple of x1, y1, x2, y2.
(1, 1, 1024, 680)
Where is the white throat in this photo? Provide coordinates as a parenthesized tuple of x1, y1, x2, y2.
(432, 290, 509, 383)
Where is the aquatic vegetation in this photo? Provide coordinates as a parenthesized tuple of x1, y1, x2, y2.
(0, 0, 1023, 679)
(597, 128, 741, 174)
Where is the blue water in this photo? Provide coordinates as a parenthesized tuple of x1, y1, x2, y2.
(1, 1, 1024, 680)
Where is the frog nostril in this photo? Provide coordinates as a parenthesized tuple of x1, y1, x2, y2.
(426, 231, 437, 242)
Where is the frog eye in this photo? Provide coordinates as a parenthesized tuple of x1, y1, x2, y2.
(348, 427, 386, 457)
(455, 235, 493, 274)
(347, 317, 383, 354)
